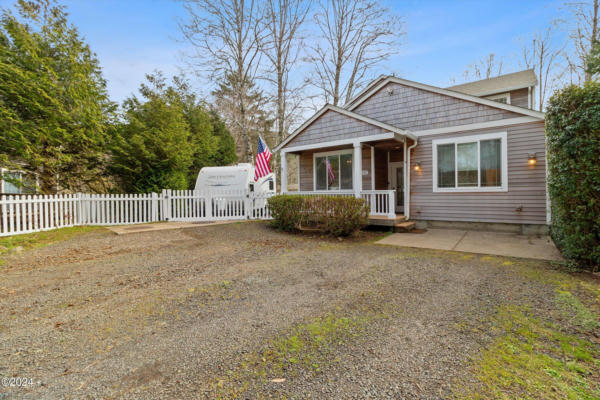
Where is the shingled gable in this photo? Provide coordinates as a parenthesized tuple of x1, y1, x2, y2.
(274, 104, 412, 151)
(344, 76, 545, 120)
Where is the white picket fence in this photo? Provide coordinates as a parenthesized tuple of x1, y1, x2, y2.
(0, 190, 273, 237)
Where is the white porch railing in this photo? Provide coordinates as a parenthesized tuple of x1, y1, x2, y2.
(360, 190, 396, 218)
(286, 190, 396, 218)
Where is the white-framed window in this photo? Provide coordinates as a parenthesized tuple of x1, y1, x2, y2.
(485, 92, 511, 104)
(313, 149, 353, 191)
(432, 132, 508, 193)
(1, 169, 36, 194)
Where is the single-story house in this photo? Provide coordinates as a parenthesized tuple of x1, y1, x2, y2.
(275, 69, 548, 233)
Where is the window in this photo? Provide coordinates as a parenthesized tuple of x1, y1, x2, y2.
(485, 92, 511, 105)
(314, 150, 353, 191)
(1, 170, 36, 194)
(432, 132, 507, 192)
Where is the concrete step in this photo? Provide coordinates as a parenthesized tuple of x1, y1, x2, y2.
(393, 221, 416, 233)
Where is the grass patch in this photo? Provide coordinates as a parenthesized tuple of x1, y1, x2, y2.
(0, 226, 103, 265)
(556, 290, 600, 332)
(456, 305, 600, 399)
(212, 308, 385, 398)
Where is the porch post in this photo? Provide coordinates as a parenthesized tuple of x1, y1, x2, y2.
(370, 146, 375, 190)
(280, 151, 287, 193)
(353, 142, 362, 198)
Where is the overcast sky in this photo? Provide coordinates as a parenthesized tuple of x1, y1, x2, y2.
(0, 0, 569, 104)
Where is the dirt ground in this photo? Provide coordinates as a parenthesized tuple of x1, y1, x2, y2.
(0, 222, 598, 399)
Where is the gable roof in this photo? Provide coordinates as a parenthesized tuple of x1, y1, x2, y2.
(344, 75, 545, 119)
(447, 69, 538, 97)
(274, 104, 415, 152)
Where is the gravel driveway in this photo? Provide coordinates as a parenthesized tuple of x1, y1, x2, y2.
(0, 222, 597, 399)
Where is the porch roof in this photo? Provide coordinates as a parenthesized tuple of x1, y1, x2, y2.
(274, 104, 416, 153)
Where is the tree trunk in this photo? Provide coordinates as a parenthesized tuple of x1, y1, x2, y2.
(585, 0, 599, 82)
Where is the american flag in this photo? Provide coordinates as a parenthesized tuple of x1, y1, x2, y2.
(254, 136, 272, 181)
(326, 159, 335, 183)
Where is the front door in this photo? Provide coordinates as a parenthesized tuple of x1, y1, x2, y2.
(389, 162, 404, 214)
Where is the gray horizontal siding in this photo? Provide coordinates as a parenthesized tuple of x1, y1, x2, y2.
(410, 121, 547, 225)
(288, 109, 386, 147)
(354, 82, 522, 131)
(509, 88, 529, 108)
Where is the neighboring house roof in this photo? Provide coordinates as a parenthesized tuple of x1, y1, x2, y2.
(446, 69, 538, 97)
(274, 104, 415, 152)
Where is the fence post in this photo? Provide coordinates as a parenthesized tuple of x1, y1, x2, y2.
(151, 192, 158, 222)
(245, 190, 251, 220)
(205, 190, 212, 220)
(162, 189, 171, 221)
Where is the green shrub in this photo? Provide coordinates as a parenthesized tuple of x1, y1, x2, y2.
(546, 83, 600, 271)
(267, 195, 369, 236)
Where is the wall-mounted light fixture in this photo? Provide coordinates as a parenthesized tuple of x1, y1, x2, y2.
(414, 161, 421, 172)
(528, 153, 537, 166)
(386, 87, 394, 96)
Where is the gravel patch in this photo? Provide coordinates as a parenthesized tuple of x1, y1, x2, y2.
(0, 222, 566, 399)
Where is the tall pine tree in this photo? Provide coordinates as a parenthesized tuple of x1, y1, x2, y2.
(0, 0, 114, 193)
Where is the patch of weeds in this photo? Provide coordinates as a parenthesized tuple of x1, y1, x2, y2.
(555, 290, 600, 332)
(455, 305, 600, 399)
(211, 308, 384, 399)
(0, 226, 103, 265)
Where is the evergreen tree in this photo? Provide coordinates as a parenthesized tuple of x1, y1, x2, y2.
(111, 73, 236, 192)
(0, 0, 114, 193)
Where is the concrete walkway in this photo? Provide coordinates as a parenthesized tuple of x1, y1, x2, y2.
(106, 220, 242, 235)
(377, 228, 563, 261)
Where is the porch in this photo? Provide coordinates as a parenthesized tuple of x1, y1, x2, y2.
(280, 136, 416, 229)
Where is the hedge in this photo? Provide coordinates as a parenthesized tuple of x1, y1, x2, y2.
(546, 82, 600, 271)
(267, 195, 369, 237)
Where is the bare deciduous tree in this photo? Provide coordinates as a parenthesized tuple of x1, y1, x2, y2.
(180, 0, 264, 162)
(521, 27, 565, 111)
(565, 0, 599, 83)
(261, 0, 311, 175)
(462, 53, 504, 81)
(306, 0, 403, 106)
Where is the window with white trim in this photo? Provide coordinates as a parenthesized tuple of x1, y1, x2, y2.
(485, 92, 511, 104)
(314, 149, 353, 191)
(1, 169, 36, 194)
(432, 132, 508, 192)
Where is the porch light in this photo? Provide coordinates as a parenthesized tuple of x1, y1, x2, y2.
(528, 153, 537, 166)
(414, 161, 421, 171)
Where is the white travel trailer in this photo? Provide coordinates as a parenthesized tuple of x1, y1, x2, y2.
(194, 163, 276, 195)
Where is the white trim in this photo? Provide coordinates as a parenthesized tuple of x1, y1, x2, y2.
(274, 104, 415, 152)
(485, 92, 511, 104)
(461, 83, 537, 97)
(281, 132, 404, 153)
(297, 154, 301, 192)
(432, 131, 508, 193)
(345, 76, 545, 119)
(411, 116, 539, 137)
(312, 149, 354, 191)
(370, 146, 375, 190)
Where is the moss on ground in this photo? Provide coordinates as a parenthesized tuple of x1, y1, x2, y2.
(456, 298, 600, 400)
(211, 306, 388, 399)
(0, 226, 103, 265)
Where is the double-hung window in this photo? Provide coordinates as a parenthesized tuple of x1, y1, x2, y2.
(1, 169, 36, 194)
(314, 149, 353, 191)
(432, 132, 507, 192)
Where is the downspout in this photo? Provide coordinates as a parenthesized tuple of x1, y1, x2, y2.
(406, 138, 418, 220)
